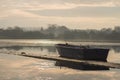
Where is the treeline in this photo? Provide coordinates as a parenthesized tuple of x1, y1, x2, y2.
(0, 24, 120, 41)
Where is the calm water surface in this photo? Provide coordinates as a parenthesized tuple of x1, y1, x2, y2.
(0, 39, 120, 80)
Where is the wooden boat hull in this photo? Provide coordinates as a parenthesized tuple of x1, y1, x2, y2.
(55, 44, 109, 62)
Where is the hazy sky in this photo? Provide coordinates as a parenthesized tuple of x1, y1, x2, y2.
(0, 0, 120, 29)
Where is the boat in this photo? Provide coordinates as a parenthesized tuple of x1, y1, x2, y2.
(55, 43, 109, 62)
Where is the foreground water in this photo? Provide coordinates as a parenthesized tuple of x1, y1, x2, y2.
(0, 39, 120, 80)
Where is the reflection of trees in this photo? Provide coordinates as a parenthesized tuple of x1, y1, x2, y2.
(0, 45, 120, 55)
(0, 46, 56, 52)
(95, 46, 120, 53)
(0, 46, 23, 50)
(38, 46, 56, 52)
(0, 46, 120, 53)
(111, 47, 120, 53)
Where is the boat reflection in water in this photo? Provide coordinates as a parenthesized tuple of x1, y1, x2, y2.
(55, 43, 110, 70)
(55, 61, 109, 70)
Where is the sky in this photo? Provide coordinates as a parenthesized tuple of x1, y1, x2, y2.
(0, 0, 120, 29)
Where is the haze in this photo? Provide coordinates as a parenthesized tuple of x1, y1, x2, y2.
(0, 0, 120, 29)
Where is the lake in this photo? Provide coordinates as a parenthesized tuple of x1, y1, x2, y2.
(0, 39, 120, 80)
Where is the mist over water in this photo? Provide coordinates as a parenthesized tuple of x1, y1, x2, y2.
(0, 39, 120, 80)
